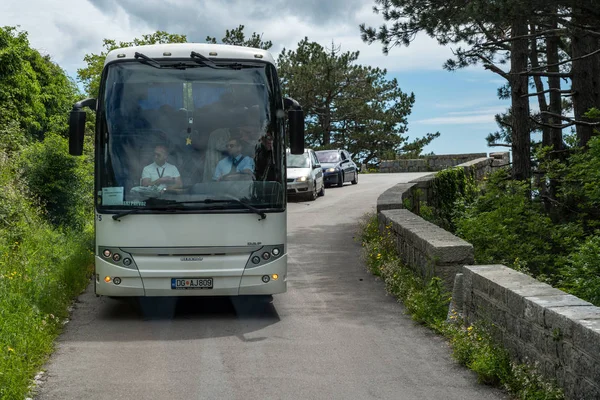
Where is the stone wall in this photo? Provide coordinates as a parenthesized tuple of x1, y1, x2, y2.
(379, 152, 502, 173)
(460, 265, 600, 400)
(374, 156, 600, 400)
(378, 209, 474, 292)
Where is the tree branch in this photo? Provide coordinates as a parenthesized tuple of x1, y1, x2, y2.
(488, 143, 512, 147)
(521, 89, 575, 98)
(529, 116, 574, 129)
(478, 55, 510, 80)
(528, 47, 600, 71)
(541, 111, 600, 126)
(518, 71, 572, 77)
(480, 28, 566, 48)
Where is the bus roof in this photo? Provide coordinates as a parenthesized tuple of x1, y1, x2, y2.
(104, 43, 276, 66)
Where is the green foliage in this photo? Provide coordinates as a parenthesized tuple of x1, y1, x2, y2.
(19, 133, 93, 230)
(360, 213, 564, 400)
(559, 235, 600, 306)
(552, 136, 600, 228)
(77, 31, 188, 97)
(0, 149, 93, 399)
(277, 37, 436, 165)
(0, 26, 78, 140)
(206, 24, 272, 50)
(454, 170, 581, 278)
(428, 167, 478, 232)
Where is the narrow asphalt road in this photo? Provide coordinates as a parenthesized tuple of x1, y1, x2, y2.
(36, 173, 507, 400)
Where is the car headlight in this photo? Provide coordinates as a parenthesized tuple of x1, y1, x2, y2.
(296, 176, 308, 182)
(326, 168, 336, 173)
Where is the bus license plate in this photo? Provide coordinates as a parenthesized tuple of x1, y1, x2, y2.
(171, 278, 213, 289)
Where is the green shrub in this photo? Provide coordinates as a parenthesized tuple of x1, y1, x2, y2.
(453, 170, 581, 279)
(0, 149, 93, 398)
(559, 234, 600, 306)
(428, 167, 478, 233)
(19, 133, 93, 230)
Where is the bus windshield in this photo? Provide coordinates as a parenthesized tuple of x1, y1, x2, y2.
(97, 61, 284, 213)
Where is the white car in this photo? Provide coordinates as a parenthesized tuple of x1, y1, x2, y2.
(286, 148, 325, 201)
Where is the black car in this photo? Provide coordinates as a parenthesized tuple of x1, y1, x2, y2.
(315, 149, 358, 187)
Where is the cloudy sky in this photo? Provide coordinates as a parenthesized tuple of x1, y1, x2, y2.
(2, 0, 512, 155)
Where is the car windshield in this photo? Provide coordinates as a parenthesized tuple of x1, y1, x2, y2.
(97, 61, 285, 212)
(286, 153, 310, 168)
(316, 151, 340, 163)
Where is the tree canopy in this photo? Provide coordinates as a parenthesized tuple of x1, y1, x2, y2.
(277, 37, 437, 165)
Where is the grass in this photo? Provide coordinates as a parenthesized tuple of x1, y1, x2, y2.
(358, 213, 564, 400)
(0, 227, 93, 399)
(0, 153, 94, 399)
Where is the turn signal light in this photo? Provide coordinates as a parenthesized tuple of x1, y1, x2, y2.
(104, 276, 111, 283)
(272, 274, 279, 281)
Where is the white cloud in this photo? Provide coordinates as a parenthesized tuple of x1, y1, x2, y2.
(1, 0, 456, 80)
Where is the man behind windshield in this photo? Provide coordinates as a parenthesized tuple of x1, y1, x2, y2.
(141, 145, 182, 190)
(213, 138, 255, 181)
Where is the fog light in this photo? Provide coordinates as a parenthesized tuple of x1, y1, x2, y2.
(104, 276, 111, 283)
(262, 252, 271, 260)
(272, 274, 279, 281)
(103, 249, 111, 258)
(113, 277, 121, 285)
(261, 275, 270, 283)
(272, 248, 280, 257)
(252, 256, 261, 264)
(123, 258, 132, 266)
(112, 253, 121, 262)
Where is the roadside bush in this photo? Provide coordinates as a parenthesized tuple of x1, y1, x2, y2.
(453, 170, 581, 280)
(0, 148, 93, 398)
(19, 133, 93, 230)
(559, 234, 600, 306)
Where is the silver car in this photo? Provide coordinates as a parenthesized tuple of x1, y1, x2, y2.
(286, 148, 325, 201)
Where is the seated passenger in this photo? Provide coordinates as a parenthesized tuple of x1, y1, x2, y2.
(141, 145, 182, 190)
(212, 138, 255, 181)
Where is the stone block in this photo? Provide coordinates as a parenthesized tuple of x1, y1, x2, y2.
(544, 306, 600, 340)
(572, 319, 600, 370)
(574, 378, 600, 400)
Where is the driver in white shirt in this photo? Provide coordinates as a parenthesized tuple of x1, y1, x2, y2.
(141, 145, 182, 190)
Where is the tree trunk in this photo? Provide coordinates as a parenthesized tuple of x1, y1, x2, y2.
(571, 1, 600, 147)
(546, 15, 563, 153)
(545, 12, 564, 219)
(530, 25, 551, 147)
(510, 19, 531, 181)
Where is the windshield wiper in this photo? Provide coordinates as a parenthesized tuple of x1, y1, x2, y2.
(190, 52, 251, 70)
(202, 197, 267, 220)
(190, 51, 224, 69)
(134, 52, 162, 69)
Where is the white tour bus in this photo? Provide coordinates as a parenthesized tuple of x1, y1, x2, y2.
(68, 43, 304, 298)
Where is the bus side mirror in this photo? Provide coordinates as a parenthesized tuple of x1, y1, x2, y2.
(288, 109, 304, 155)
(69, 98, 96, 156)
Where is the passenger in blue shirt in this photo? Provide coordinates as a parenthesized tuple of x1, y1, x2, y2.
(212, 138, 255, 181)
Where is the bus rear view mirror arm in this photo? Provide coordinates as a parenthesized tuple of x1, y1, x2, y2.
(69, 98, 96, 156)
(288, 109, 304, 155)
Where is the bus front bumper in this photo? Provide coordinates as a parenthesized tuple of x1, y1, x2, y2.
(94, 254, 287, 297)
